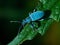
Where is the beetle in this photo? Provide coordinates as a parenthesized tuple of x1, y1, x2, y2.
(10, 10, 51, 32)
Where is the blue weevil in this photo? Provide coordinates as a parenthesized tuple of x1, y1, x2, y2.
(21, 11, 44, 26)
(10, 10, 51, 31)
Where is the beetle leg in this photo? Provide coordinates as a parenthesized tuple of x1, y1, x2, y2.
(38, 19, 44, 21)
(17, 23, 25, 36)
(33, 9, 36, 12)
(44, 18, 52, 20)
(33, 9, 37, 12)
(34, 21, 41, 28)
(29, 12, 32, 16)
(30, 22, 34, 29)
(30, 21, 40, 30)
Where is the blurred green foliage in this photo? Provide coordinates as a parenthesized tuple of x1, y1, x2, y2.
(8, 0, 60, 45)
(0, 0, 60, 45)
(0, 0, 39, 44)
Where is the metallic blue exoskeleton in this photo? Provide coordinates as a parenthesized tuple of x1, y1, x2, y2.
(22, 11, 44, 26)
(10, 10, 51, 32)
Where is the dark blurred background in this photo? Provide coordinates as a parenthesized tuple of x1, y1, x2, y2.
(0, 0, 60, 45)
(0, 0, 39, 45)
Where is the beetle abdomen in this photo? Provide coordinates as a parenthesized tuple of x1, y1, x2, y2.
(29, 11, 44, 21)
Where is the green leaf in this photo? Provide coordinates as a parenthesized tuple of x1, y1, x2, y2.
(8, 24, 37, 45)
(39, 0, 60, 22)
(8, 0, 60, 45)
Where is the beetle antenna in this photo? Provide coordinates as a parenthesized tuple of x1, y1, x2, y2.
(10, 20, 24, 33)
(17, 23, 23, 35)
(10, 21, 21, 23)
